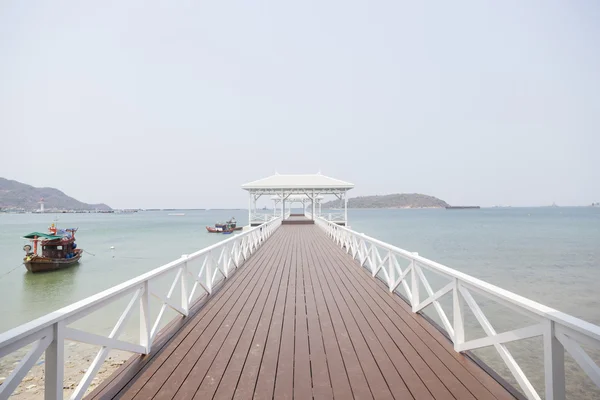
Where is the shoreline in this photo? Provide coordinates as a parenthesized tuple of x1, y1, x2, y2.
(0, 343, 130, 400)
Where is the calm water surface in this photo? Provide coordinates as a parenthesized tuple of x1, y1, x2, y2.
(0, 207, 599, 398)
(1, 207, 598, 331)
(350, 207, 600, 326)
(0, 210, 249, 333)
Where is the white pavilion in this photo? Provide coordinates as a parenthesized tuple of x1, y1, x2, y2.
(241, 173, 354, 226)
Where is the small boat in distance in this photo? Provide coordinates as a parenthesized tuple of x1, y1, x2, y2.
(168, 213, 185, 216)
(22, 223, 82, 273)
(206, 217, 243, 233)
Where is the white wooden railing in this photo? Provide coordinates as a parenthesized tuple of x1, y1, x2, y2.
(322, 212, 345, 223)
(250, 213, 273, 224)
(316, 218, 600, 400)
(0, 217, 281, 400)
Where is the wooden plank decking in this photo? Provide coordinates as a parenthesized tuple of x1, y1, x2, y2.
(282, 216, 314, 225)
(89, 225, 515, 400)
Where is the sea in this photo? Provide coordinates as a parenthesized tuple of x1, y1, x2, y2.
(0, 207, 599, 398)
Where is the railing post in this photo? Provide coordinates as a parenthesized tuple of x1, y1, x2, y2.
(411, 257, 419, 312)
(140, 281, 151, 354)
(206, 251, 213, 294)
(388, 251, 394, 290)
(370, 245, 377, 277)
(544, 320, 566, 400)
(181, 255, 189, 315)
(453, 278, 465, 352)
(45, 321, 64, 400)
(222, 246, 229, 278)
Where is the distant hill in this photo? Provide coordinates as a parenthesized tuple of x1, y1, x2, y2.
(0, 178, 111, 211)
(322, 193, 449, 209)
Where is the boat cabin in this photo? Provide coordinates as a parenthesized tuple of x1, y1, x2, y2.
(23, 228, 79, 260)
(41, 239, 77, 259)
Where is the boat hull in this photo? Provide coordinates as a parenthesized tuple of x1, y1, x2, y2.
(206, 226, 243, 233)
(24, 251, 83, 273)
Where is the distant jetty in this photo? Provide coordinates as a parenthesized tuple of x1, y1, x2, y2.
(445, 206, 480, 210)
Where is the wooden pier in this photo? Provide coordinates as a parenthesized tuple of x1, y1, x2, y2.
(2, 173, 598, 400)
(282, 215, 314, 225)
(88, 225, 514, 400)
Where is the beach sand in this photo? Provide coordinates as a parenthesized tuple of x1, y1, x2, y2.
(0, 344, 131, 400)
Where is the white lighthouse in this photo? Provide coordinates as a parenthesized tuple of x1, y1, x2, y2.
(39, 198, 45, 213)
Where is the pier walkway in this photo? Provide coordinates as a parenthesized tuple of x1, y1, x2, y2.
(2, 173, 599, 399)
(282, 215, 314, 225)
(89, 225, 513, 400)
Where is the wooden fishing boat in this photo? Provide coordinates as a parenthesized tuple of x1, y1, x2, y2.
(206, 225, 243, 233)
(215, 218, 238, 229)
(207, 217, 242, 233)
(22, 224, 83, 273)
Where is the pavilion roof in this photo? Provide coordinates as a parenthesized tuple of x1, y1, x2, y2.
(242, 173, 354, 191)
(270, 194, 324, 200)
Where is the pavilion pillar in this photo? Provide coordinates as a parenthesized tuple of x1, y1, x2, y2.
(312, 189, 315, 221)
(344, 191, 348, 225)
(248, 192, 252, 226)
(281, 190, 285, 219)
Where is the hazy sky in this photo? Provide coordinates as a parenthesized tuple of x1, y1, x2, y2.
(1, 1, 599, 208)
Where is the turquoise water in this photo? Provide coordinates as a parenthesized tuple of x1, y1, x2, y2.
(1, 207, 598, 331)
(0, 210, 249, 333)
(0, 207, 599, 398)
(350, 207, 600, 326)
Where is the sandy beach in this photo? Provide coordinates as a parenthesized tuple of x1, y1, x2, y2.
(0, 344, 131, 400)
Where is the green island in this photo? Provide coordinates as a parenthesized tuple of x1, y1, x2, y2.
(0, 177, 111, 212)
(322, 193, 449, 209)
